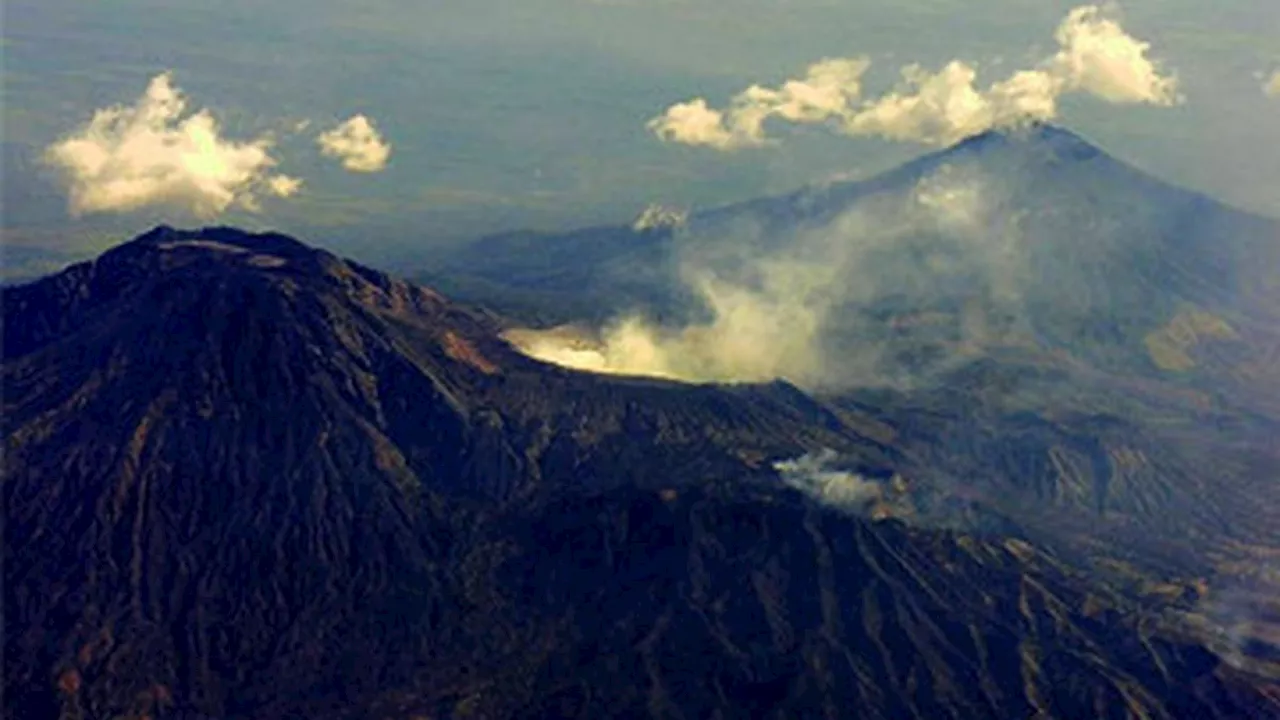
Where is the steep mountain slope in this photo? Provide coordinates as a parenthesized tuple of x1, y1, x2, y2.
(2, 225, 886, 500)
(418, 123, 1280, 594)
(420, 124, 1280, 412)
(5, 227, 1278, 719)
(379, 480, 1278, 720)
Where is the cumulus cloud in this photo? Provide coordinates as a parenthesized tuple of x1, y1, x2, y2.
(647, 58, 869, 150)
(1265, 71, 1280, 98)
(316, 115, 392, 172)
(842, 61, 1042, 146)
(646, 98, 763, 151)
(649, 4, 1179, 148)
(506, 163, 1027, 387)
(267, 175, 304, 197)
(43, 73, 301, 217)
(1049, 5, 1180, 105)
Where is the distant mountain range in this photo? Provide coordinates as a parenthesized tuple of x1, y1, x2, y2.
(5, 124, 1280, 718)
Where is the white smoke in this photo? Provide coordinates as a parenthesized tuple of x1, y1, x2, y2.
(506, 162, 1026, 387)
(1193, 564, 1280, 676)
(316, 114, 392, 172)
(649, 4, 1180, 148)
(43, 73, 301, 217)
(774, 449, 883, 510)
(1264, 70, 1280, 98)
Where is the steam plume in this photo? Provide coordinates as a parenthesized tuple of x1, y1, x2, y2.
(774, 449, 883, 510)
(506, 162, 1026, 387)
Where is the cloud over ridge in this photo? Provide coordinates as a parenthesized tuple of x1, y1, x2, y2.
(43, 73, 301, 217)
(648, 4, 1180, 149)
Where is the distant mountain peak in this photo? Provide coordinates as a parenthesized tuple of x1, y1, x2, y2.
(949, 121, 1102, 160)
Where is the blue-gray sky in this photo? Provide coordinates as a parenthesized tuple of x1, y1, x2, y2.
(3, 0, 1278, 268)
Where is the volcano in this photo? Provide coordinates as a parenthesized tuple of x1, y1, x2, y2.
(421, 124, 1280, 409)
(415, 122, 1280, 689)
(421, 125, 1280, 566)
(4, 224, 1279, 718)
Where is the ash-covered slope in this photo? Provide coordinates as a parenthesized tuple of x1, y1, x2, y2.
(4, 227, 1278, 719)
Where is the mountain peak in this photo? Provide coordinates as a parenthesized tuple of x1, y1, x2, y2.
(88, 224, 449, 308)
(103, 224, 326, 275)
(130, 224, 315, 255)
(949, 121, 1103, 161)
(1, 226, 464, 363)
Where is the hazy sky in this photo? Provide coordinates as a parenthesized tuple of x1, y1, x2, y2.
(3, 0, 1278, 265)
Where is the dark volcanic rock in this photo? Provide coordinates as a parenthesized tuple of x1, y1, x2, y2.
(3, 226, 1278, 719)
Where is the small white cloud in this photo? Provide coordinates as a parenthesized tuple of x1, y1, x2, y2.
(842, 63, 1067, 146)
(647, 58, 868, 150)
(844, 62, 1011, 145)
(267, 174, 304, 197)
(737, 57, 870, 128)
(316, 114, 391, 172)
(1264, 70, 1280, 98)
(650, 4, 1179, 148)
(43, 72, 297, 217)
(646, 98, 762, 151)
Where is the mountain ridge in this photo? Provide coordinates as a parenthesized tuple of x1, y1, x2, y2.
(6, 225, 1280, 717)
(416, 123, 1280, 357)
(413, 121, 1280, 689)
(5, 225, 1280, 718)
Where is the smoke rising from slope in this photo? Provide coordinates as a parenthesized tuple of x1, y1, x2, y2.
(507, 258, 839, 383)
(507, 162, 1032, 387)
(774, 449, 883, 510)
